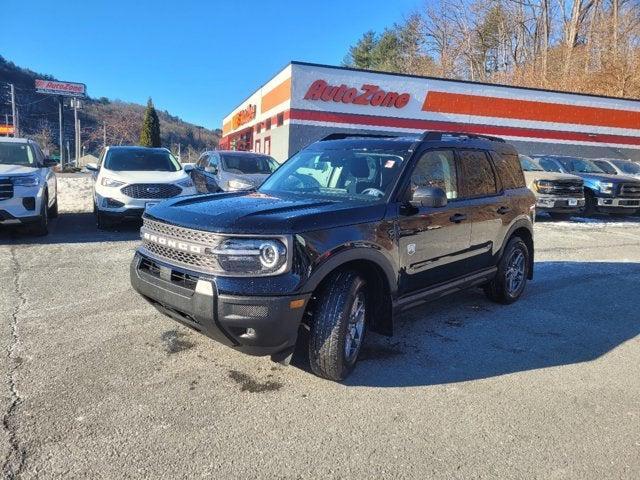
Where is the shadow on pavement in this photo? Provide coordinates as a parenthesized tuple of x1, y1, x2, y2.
(345, 261, 640, 388)
(0, 212, 141, 245)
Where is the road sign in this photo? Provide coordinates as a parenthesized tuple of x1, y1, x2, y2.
(35, 79, 86, 97)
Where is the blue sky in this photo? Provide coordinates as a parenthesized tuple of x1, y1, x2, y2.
(1, 0, 421, 130)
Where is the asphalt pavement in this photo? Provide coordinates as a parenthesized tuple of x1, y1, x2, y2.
(1, 213, 639, 479)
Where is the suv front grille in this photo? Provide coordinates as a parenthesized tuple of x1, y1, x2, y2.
(619, 183, 640, 198)
(121, 183, 181, 199)
(0, 178, 13, 200)
(140, 218, 223, 273)
(549, 180, 583, 196)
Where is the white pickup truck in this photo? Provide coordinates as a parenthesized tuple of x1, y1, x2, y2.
(0, 137, 58, 235)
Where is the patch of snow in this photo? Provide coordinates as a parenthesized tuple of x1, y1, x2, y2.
(56, 175, 94, 213)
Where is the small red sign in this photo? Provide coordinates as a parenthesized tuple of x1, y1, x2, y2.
(304, 79, 410, 109)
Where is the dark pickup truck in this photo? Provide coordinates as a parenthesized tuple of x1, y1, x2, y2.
(131, 132, 536, 381)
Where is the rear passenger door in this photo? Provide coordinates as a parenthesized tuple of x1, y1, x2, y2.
(456, 150, 508, 272)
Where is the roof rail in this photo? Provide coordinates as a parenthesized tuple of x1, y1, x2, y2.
(421, 131, 506, 143)
(318, 133, 400, 142)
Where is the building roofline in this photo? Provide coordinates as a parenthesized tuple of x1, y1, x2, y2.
(289, 61, 640, 104)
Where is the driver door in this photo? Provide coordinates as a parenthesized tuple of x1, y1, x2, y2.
(397, 149, 473, 296)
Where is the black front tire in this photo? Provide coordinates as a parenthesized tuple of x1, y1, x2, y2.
(583, 190, 597, 216)
(308, 270, 367, 381)
(29, 193, 49, 236)
(48, 197, 59, 218)
(94, 204, 114, 230)
(484, 236, 530, 305)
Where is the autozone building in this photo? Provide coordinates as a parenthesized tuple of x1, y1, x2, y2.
(220, 61, 640, 162)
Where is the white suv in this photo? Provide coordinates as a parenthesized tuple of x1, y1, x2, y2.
(0, 137, 58, 235)
(87, 146, 197, 229)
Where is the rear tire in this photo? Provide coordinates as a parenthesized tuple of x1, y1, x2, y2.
(484, 236, 529, 305)
(308, 270, 367, 381)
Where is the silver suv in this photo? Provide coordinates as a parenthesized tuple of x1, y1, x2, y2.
(0, 137, 58, 235)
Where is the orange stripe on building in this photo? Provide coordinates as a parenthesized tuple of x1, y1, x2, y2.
(222, 120, 233, 136)
(261, 78, 291, 113)
(422, 91, 640, 131)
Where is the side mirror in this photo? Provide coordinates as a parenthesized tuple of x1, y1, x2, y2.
(42, 158, 58, 168)
(86, 163, 99, 172)
(410, 186, 448, 208)
(182, 163, 195, 173)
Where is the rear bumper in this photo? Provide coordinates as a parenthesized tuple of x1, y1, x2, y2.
(130, 252, 309, 356)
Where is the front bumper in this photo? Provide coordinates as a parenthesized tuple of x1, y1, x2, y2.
(94, 185, 198, 215)
(0, 189, 45, 225)
(535, 195, 585, 212)
(596, 197, 640, 209)
(130, 252, 309, 357)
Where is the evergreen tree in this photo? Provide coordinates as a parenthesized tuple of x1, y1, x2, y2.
(139, 98, 161, 147)
(343, 31, 378, 69)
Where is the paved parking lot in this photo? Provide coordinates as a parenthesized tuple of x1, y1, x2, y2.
(1, 212, 639, 479)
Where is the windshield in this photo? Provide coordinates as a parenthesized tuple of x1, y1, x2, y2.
(259, 147, 409, 201)
(221, 153, 276, 174)
(592, 160, 618, 175)
(0, 143, 36, 166)
(612, 160, 640, 174)
(536, 157, 563, 173)
(559, 157, 605, 174)
(104, 148, 181, 171)
(519, 155, 543, 171)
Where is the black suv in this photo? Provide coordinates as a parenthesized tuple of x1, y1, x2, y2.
(131, 132, 535, 381)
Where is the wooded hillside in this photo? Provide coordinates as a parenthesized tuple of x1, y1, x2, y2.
(344, 0, 640, 98)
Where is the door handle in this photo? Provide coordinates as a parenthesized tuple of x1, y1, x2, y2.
(449, 213, 467, 223)
(497, 206, 511, 215)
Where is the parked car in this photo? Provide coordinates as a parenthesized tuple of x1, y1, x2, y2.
(131, 131, 535, 381)
(533, 155, 640, 216)
(0, 137, 58, 235)
(591, 158, 640, 181)
(87, 146, 197, 229)
(192, 150, 279, 193)
(519, 154, 584, 219)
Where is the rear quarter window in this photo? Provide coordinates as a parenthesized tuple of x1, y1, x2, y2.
(492, 152, 525, 189)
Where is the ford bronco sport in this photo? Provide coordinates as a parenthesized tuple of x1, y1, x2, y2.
(131, 132, 535, 381)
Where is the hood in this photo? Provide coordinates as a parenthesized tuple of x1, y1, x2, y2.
(101, 168, 188, 184)
(145, 191, 387, 234)
(0, 164, 41, 175)
(223, 172, 270, 189)
(523, 170, 582, 187)
(571, 172, 637, 184)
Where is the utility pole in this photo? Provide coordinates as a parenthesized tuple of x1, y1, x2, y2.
(70, 98, 82, 165)
(10, 84, 18, 137)
(58, 96, 65, 166)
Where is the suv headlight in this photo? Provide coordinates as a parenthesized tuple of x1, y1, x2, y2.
(597, 182, 614, 194)
(177, 177, 194, 188)
(12, 175, 40, 187)
(534, 180, 554, 194)
(228, 179, 253, 191)
(210, 238, 288, 275)
(100, 177, 125, 188)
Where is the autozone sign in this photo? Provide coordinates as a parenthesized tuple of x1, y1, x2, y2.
(232, 104, 256, 129)
(35, 79, 86, 97)
(304, 79, 411, 109)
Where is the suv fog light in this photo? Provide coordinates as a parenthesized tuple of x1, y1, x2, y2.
(22, 197, 36, 211)
(103, 198, 125, 208)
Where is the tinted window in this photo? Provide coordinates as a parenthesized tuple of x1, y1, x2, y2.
(612, 160, 640, 174)
(197, 154, 209, 168)
(411, 150, 458, 199)
(221, 153, 274, 174)
(209, 154, 219, 168)
(458, 150, 497, 197)
(104, 149, 181, 171)
(519, 155, 544, 172)
(493, 152, 526, 188)
(559, 158, 604, 174)
(592, 160, 617, 175)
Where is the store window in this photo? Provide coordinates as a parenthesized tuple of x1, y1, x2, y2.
(254, 139, 261, 153)
(264, 137, 271, 155)
(266, 118, 272, 130)
(277, 113, 284, 127)
(256, 123, 261, 134)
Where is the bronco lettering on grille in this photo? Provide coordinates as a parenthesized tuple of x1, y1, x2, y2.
(142, 232, 203, 254)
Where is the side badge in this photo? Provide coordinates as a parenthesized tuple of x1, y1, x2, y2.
(407, 243, 416, 256)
